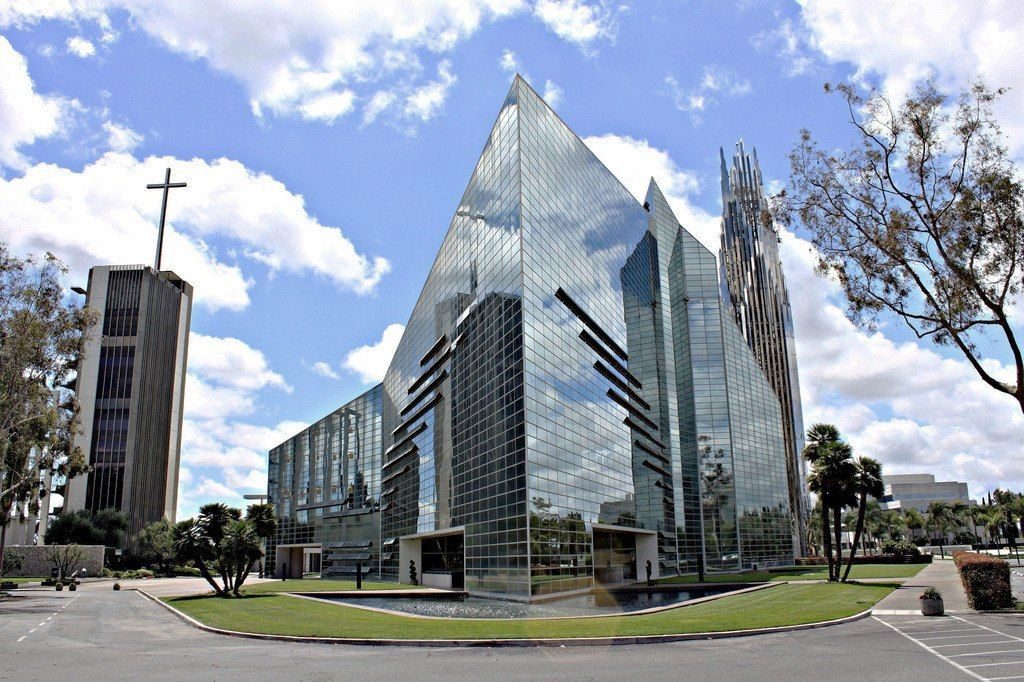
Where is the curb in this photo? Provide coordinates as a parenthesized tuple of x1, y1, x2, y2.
(135, 588, 876, 648)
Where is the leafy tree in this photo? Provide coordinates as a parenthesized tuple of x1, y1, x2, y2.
(2, 548, 24, 578)
(842, 456, 885, 581)
(777, 80, 1024, 413)
(0, 248, 93, 583)
(46, 543, 84, 581)
(171, 503, 264, 597)
(880, 510, 907, 542)
(903, 508, 926, 541)
(136, 518, 176, 574)
(45, 508, 128, 548)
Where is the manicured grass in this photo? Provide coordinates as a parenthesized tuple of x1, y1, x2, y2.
(2, 577, 47, 584)
(658, 563, 927, 584)
(241, 578, 422, 595)
(165, 582, 893, 640)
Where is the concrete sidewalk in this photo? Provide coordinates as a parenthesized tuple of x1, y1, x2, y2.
(872, 560, 969, 614)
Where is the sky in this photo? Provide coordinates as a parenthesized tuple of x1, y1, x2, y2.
(1, 0, 1022, 518)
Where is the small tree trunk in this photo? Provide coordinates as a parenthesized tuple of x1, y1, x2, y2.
(0, 521, 8, 581)
(832, 505, 844, 582)
(821, 504, 834, 581)
(195, 559, 223, 596)
(843, 494, 868, 582)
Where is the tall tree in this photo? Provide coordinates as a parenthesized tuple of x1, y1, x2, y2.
(904, 507, 926, 541)
(0, 248, 93, 576)
(926, 501, 959, 546)
(245, 502, 277, 578)
(172, 504, 264, 597)
(803, 423, 856, 581)
(842, 456, 884, 581)
(776, 80, 1024, 413)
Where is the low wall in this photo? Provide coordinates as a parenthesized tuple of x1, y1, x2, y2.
(3, 544, 105, 578)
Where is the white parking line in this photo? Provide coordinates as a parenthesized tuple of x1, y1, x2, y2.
(987, 676, 1024, 681)
(16, 636, 25, 642)
(933, 641, 1017, 648)
(951, 616, 1024, 644)
(921, 633, 1005, 641)
(968, 663, 1024, 670)
(873, 617, 986, 680)
(949, 650, 1024, 658)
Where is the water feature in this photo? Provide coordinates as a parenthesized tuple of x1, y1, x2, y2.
(321, 586, 739, 618)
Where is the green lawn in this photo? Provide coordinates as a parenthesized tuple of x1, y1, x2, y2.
(658, 563, 926, 584)
(166, 582, 893, 640)
(2, 577, 47, 585)
(241, 578, 422, 595)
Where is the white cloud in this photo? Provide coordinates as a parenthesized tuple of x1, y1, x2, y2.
(344, 323, 405, 383)
(794, 0, 1024, 152)
(582, 133, 720, 251)
(307, 360, 341, 380)
(0, 36, 68, 170)
(101, 120, 142, 152)
(0, 151, 389, 311)
(66, 36, 96, 58)
(533, 0, 617, 52)
(189, 333, 290, 393)
(542, 79, 563, 108)
(664, 66, 751, 123)
(403, 60, 457, 123)
(1, 1, 621, 126)
(176, 332, 304, 517)
(500, 48, 520, 73)
(751, 17, 816, 77)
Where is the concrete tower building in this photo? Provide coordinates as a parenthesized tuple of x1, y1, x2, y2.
(718, 141, 808, 555)
(64, 265, 192, 544)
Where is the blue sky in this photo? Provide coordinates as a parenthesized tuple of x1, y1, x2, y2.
(1, 1, 1022, 517)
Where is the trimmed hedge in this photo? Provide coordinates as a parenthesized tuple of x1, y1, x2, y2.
(953, 551, 1014, 610)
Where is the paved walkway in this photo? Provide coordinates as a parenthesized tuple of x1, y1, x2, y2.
(874, 560, 970, 614)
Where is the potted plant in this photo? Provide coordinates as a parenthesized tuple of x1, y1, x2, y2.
(68, 582, 77, 591)
(112, 582, 121, 591)
(55, 581, 64, 591)
(920, 587, 944, 616)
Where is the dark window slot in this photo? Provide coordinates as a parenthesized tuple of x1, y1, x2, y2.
(654, 479, 672, 491)
(385, 423, 427, 457)
(383, 444, 418, 471)
(408, 347, 452, 394)
(580, 330, 641, 387)
(391, 393, 443, 436)
(400, 369, 448, 417)
(419, 334, 448, 367)
(642, 459, 671, 478)
(607, 389, 658, 432)
(380, 486, 398, 499)
(595, 361, 650, 410)
(624, 418, 665, 449)
(328, 540, 372, 549)
(381, 464, 410, 486)
(555, 287, 628, 361)
(634, 439, 669, 465)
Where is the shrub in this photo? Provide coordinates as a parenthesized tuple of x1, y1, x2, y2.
(921, 587, 942, 600)
(171, 565, 201, 577)
(112, 582, 121, 591)
(100, 567, 114, 578)
(55, 582, 63, 591)
(953, 551, 1013, 610)
(953, 532, 979, 545)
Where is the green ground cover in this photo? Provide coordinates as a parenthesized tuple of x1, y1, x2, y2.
(658, 563, 926, 584)
(242, 578, 422, 595)
(166, 582, 893, 640)
(2, 577, 46, 584)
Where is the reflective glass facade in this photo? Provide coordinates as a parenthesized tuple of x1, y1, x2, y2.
(374, 78, 794, 600)
(267, 384, 383, 578)
(719, 141, 808, 554)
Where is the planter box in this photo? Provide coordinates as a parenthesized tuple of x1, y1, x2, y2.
(920, 598, 944, 616)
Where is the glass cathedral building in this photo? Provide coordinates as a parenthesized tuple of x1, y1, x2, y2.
(268, 77, 794, 600)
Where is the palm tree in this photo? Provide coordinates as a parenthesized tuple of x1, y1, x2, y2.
(172, 518, 222, 596)
(903, 508, 925, 541)
(926, 501, 958, 554)
(803, 424, 857, 581)
(881, 510, 907, 541)
(842, 456, 884, 581)
(221, 520, 263, 596)
(245, 503, 277, 579)
(980, 506, 1006, 543)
